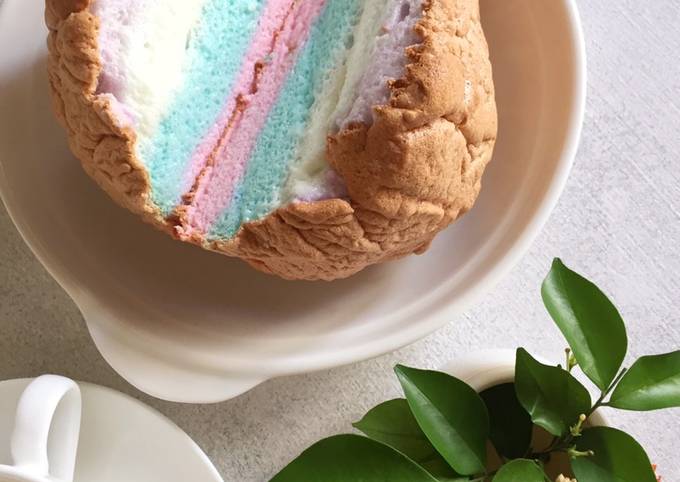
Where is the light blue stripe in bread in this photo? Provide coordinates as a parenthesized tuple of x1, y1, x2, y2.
(141, 0, 267, 216)
(210, 0, 364, 239)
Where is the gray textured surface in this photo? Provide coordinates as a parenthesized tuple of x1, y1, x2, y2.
(1, 1, 679, 480)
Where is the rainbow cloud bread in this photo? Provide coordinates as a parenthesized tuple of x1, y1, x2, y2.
(45, 0, 497, 280)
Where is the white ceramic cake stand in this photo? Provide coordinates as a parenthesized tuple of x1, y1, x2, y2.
(0, 0, 585, 402)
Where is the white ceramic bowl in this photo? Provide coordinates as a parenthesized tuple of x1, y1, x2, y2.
(0, 0, 585, 402)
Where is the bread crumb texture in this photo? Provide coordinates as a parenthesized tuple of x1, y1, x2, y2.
(46, 0, 497, 280)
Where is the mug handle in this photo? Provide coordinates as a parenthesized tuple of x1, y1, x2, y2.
(10, 375, 82, 482)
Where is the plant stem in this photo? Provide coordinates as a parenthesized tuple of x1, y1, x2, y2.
(565, 348, 572, 372)
(544, 436, 560, 452)
(525, 368, 630, 471)
(588, 368, 628, 416)
(490, 368, 629, 482)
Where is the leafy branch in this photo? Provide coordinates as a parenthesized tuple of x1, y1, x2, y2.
(271, 259, 677, 482)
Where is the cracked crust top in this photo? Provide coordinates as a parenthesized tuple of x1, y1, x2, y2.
(45, 0, 497, 281)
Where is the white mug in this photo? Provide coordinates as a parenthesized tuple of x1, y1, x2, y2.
(0, 376, 81, 482)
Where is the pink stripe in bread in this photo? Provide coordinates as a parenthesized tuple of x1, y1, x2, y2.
(180, 0, 325, 236)
(179, 0, 297, 200)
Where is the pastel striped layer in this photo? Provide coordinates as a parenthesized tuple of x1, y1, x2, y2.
(94, 0, 424, 241)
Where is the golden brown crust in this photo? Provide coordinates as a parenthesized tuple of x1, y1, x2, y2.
(46, 0, 158, 220)
(46, 0, 497, 281)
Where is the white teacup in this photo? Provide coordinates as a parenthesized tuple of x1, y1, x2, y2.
(0, 376, 81, 482)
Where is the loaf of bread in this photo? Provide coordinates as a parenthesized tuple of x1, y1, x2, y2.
(45, 0, 497, 280)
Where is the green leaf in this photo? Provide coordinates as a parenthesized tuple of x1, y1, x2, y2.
(493, 459, 546, 482)
(515, 348, 592, 436)
(572, 427, 657, 482)
(271, 434, 440, 482)
(480, 383, 533, 459)
(420, 458, 468, 482)
(609, 351, 680, 411)
(353, 399, 436, 461)
(541, 258, 628, 390)
(353, 399, 461, 481)
(395, 365, 489, 476)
